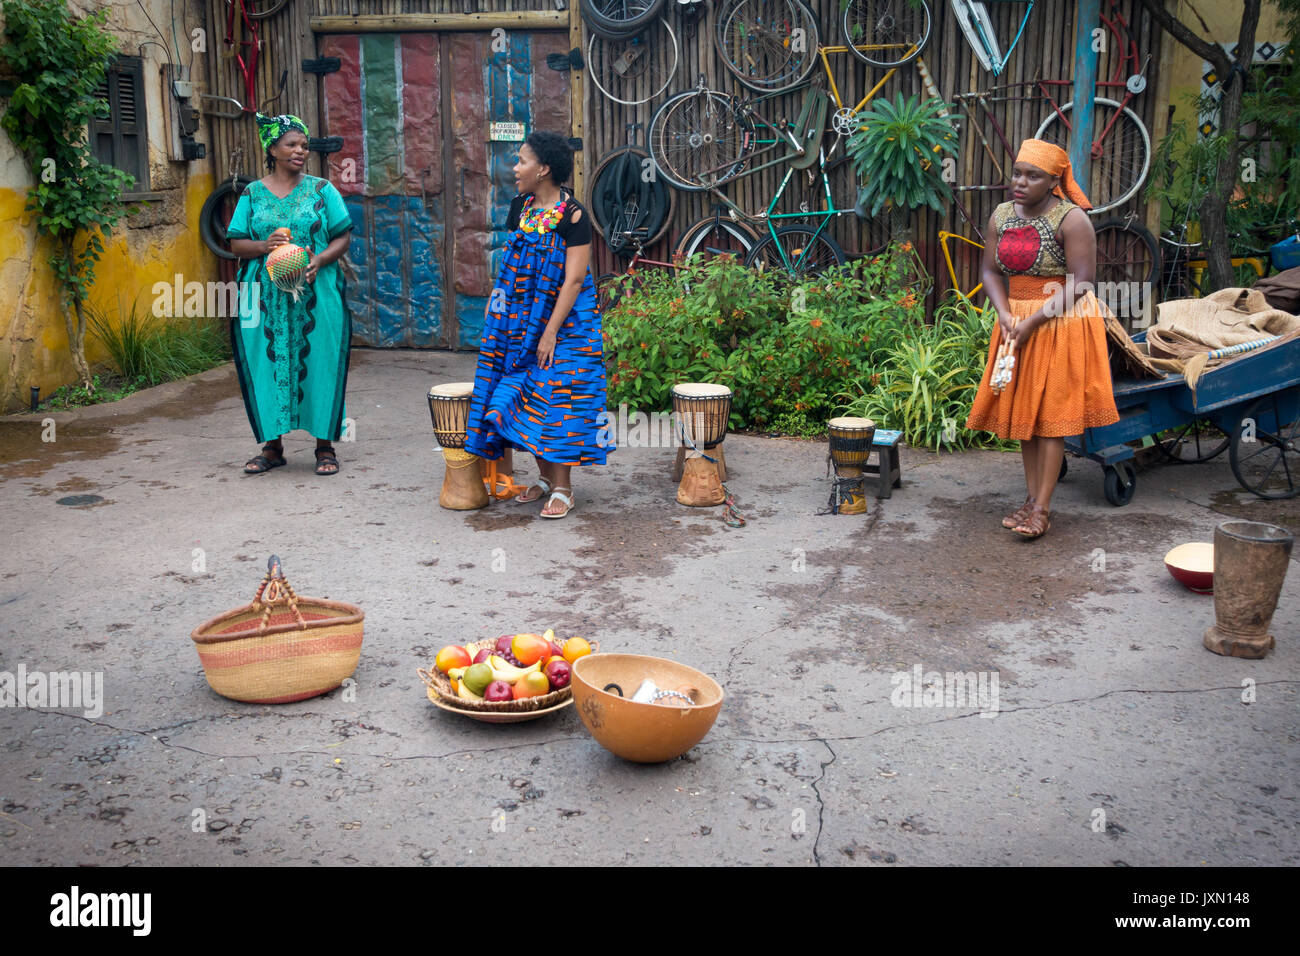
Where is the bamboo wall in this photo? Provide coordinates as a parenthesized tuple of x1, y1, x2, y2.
(203, 0, 1167, 308)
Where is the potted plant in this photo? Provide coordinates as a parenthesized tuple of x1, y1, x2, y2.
(847, 92, 957, 246)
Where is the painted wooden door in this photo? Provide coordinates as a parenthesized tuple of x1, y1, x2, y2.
(319, 31, 571, 349)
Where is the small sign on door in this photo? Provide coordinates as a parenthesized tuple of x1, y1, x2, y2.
(489, 121, 526, 142)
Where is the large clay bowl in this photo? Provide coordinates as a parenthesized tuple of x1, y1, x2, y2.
(1164, 542, 1214, 594)
(571, 654, 724, 763)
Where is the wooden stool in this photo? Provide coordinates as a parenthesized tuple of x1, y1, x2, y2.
(862, 429, 902, 498)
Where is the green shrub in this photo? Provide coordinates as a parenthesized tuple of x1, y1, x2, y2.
(601, 245, 926, 429)
(841, 293, 1011, 452)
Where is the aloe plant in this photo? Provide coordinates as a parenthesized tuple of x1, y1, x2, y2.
(847, 92, 958, 243)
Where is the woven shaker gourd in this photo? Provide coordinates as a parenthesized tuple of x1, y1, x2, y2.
(265, 228, 311, 299)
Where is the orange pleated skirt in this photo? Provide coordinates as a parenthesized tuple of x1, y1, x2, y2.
(966, 275, 1119, 440)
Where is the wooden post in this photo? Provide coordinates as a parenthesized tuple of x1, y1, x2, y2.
(570, 0, 585, 199)
(1070, 0, 1101, 190)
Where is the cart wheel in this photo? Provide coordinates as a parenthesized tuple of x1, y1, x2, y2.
(1157, 420, 1230, 463)
(1059, 457, 1068, 481)
(1103, 461, 1136, 506)
(1229, 396, 1300, 499)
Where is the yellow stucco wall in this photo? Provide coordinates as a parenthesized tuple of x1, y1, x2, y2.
(1166, 1, 1289, 126)
(0, 174, 218, 410)
(0, 0, 218, 412)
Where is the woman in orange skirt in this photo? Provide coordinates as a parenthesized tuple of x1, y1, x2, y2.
(966, 140, 1119, 538)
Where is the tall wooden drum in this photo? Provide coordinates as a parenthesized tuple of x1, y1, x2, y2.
(671, 383, 733, 506)
(428, 383, 489, 510)
(827, 416, 875, 515)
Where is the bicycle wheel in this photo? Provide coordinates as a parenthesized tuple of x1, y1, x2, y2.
(234, 0, 289, 19)
(596, 271, 648, 314)
(199, 175, 256, 260)
(745, 224, 846, 279)
(590, 146, 675, 256)
(1158, 421, 1229, 464)
(673, 215, 761, 261)
(587, 18, 679, 106)
(841, 0, 931, 68)
(1230, 395, 1300, 499)
(714, 0, 820, 94)
(648, 86, 752, 192)
(1034, 98, 1150, 214)
(1093, 218, 1159, 331)
(580, 0, 665, 40)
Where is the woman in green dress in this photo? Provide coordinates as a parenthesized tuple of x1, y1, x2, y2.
(227, 113, 354, 475)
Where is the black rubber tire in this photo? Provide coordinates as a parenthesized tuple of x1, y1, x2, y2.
(200, 175, 257, 260)
(590, 146, 674, 257)
(580, 0, 665, 40)
(744, 225, 846, 279)
(1102, 461, 1137, 506)
(1229, 395, 1300, 499)
(714, 0, 820, 93)
(841, 0, 932, 68)
(1094, 218, 1160, 332)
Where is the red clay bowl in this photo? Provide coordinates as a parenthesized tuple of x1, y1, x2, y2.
(1164, 542, 1214, 593)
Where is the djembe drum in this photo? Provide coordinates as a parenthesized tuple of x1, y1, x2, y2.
(826, 417, 876, 515)
(428, 383, 489, 510)
(671, 383, 732, 507)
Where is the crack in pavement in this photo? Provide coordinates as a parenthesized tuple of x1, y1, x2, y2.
(6, 680, 1294, 763)
(810, 738, 834, 867)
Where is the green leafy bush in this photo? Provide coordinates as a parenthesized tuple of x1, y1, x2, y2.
(601, 246, 927, 429)
(841, 294, 1010, 452)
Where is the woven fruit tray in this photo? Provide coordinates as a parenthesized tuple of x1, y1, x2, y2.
(418, 637, 598, 724)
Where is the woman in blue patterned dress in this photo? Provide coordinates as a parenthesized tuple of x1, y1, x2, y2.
(464, 132, 612, 518)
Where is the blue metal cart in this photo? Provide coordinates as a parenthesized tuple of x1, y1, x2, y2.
(1064, 334, 1300, 505)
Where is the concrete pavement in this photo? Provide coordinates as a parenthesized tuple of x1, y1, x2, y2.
(0, 348, 1296, 865)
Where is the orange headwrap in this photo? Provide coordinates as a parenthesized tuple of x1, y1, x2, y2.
(1015, 139, 1092, 211)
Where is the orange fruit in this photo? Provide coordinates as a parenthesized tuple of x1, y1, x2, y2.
(562, 637, 592, 664)
(435, 645, 473, 674)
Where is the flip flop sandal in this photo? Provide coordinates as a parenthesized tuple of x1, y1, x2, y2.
(244, 446, 286, 474)
(539, 488, 574, 519)
(1002, 497, 1036, 529)
(515, 476, 553, 504)
(314, 446, 341, 476)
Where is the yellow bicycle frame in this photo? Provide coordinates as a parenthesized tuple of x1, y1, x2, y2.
(939, 230, 985, 301)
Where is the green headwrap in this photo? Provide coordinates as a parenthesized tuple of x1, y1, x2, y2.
(256, 112, 310, 152)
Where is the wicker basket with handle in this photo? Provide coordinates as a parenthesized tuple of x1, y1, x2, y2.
(191, 556, 364, 704)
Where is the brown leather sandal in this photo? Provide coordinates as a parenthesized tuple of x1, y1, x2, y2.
(1002, 496, 1036, 529)
(1013, 503, 1051, 539)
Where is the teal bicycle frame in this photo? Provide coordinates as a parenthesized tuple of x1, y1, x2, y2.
(705, 145, 854, 277)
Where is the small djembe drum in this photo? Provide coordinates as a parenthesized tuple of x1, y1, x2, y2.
(428, 383, 489, 510)
(671, 383, 732, 507)
(826, 416, 876, 515)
